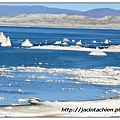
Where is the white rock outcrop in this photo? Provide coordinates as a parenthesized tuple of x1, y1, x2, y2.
(89, 47, 107, 56)
(0, 32, 12, 47)
(0, 32, 6, 43)
(1, 37, 11, 47)
(21, 39, 33, 47)
(63, 38, 69, 42)
(76, 40, 82, 45)
(54, 41, 61, 45)
(104, 39, 110, 44)
(72, 39, 75, 42)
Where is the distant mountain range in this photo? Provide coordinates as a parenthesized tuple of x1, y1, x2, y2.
(0, 5, 120, 18)
(83, 8, 120, 18)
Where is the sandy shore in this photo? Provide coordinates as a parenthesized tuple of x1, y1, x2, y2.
(0, 98, 120, 117)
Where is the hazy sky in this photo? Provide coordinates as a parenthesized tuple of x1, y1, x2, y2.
(40, 3, 120, 11)
(1, 3, 120, 11)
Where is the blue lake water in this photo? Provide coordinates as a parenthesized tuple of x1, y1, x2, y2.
(0, 26, 120, 105)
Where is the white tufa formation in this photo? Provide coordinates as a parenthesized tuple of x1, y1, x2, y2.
(89, 47, 107, 56)
(21, 39, 33, 47)
(76, 40, 82, 45)
(0, 32, 12, 47)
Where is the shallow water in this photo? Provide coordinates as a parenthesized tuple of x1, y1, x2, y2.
(0, 26, 120, 105)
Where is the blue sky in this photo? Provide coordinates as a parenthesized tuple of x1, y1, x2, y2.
(1, 3, 120, 11)
(40, 3, 120, 11)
